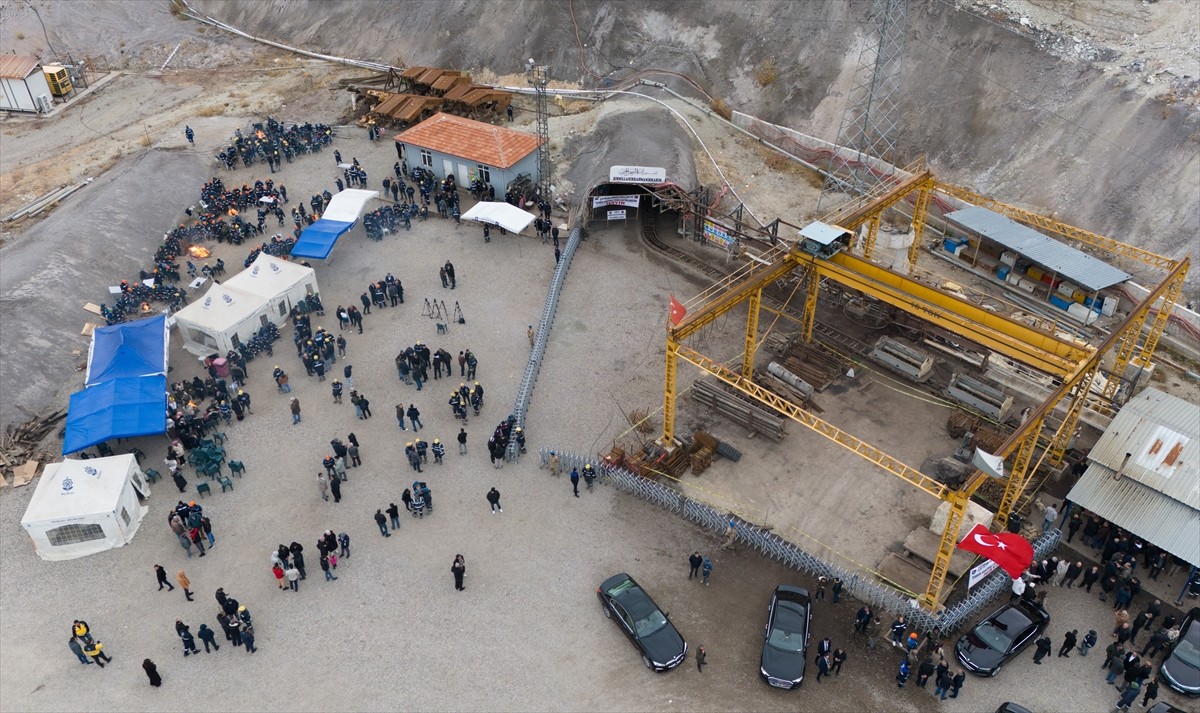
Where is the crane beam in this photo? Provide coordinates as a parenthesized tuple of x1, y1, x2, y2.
(669, 255, 798, 342)
(821, 252, 1091, 375)
(826, 169, 933, 231)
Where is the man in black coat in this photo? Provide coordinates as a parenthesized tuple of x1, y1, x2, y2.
(1033, 636, 1053, 664)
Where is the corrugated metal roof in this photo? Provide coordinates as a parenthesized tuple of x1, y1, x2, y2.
(1087, 387, 1199, 508)
(0, 55, 40, 80)
(394, 113, 541, 169)
(945, 206, 1131, 291)
(1068, 462, 1200, 567)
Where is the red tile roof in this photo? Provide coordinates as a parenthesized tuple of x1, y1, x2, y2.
(394, 113, 542, 170)
(0, 55, 40, 80)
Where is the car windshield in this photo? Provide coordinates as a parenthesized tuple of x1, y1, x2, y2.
(768, 628, 806, 653)
(1173, 639, 1200, 668)
(634, 609, 668, 638)
(617, 586, 669, 638)
(974, 621, 1015, 651)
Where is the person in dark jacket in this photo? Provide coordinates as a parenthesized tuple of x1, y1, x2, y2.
(197, 624, 219, 653)
(452, 554, 466, 591)
(916, 657, 935, 687)
(1033, 635, 1052, 664)
(1059, 629, 1078, 657)
(142, 659, 162, 686)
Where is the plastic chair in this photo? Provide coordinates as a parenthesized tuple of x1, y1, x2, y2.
(144, 468, 161, 484)
(228, 460, 245, 477)
(96, 442, 114, 457)
(196, 482, 212, 498)
(217, 475, 234, 493)
(212, 431, 227, 446)
(198, 461, 221, 479)
(128, 447, 146, 464)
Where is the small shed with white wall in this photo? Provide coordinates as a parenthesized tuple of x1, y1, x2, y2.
(0, 55, 52, 113)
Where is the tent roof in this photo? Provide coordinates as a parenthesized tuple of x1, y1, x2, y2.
(85, 314, 168, 387)
(395, 113, 541, 169)
(224, 253, 315, 301)
(173, 283, 267, 331)
(63, 376, 167, 454)
(462, 201, 536, 234)
(21, 455, 138, 524)
(291, 190, 377, 260)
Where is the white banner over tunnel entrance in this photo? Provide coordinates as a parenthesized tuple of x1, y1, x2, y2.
(592, 194, 642, 208)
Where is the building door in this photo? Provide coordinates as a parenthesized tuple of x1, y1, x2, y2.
(442, 159, 454, 181)
(457, 163, 470, 186)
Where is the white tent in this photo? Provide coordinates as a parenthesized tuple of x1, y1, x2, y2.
(172, 283, 270, 357)
(21, 455, 150, 561)
(323, 189, 378, 222)
(462, 201, 536, 234)
(224, 253, 319, 320)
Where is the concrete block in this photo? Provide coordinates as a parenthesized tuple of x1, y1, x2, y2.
(929, 499, 994, 536)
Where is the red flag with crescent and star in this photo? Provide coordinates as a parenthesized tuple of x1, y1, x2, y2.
(668, 294, 687, 326)
(956, 523, 1034, 579)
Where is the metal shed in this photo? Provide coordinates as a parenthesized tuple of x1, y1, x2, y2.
(1068, 388, 1200, 566)
(0, 55, 52, 113)
(945, 206, 1130, 291)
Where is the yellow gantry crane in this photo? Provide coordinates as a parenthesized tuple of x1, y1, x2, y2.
(659, 169, 1189, 609)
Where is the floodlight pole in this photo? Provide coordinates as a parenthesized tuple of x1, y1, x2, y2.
(525, 59, 552, 203)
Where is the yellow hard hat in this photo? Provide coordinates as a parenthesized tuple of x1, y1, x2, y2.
(433, 439, 440, 444)
(406, 442, 413, 447)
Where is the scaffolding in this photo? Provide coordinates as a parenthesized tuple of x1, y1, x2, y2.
(526, 60, 552, 202)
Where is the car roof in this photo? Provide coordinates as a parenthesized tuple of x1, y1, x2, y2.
(774, 584, 811, 601)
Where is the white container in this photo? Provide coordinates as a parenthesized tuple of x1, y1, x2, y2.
(1101, 295, 1118, 317)
(1017, 278, 1037, 293)
(1006, 272, 1022, 286)
(1000, 251, 1017, 267)
(1067, 302, 1097, 324)
(1057, 281, 1077, 298)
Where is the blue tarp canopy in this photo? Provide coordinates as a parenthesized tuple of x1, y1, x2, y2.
(290, 219, 354, 259)
(63, 375, 168, 454)
(85, 314, 168, 387)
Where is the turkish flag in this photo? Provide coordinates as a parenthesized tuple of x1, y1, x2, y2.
(956, 523, 1034, 579)
(668, 294, 688, 326)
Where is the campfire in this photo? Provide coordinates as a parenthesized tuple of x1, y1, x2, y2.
(140, 302, 152, 313)
(188, 245, 211, 259)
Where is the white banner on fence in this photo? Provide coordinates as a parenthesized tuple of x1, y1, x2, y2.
(607, 210, 627, 220)
(968, 559, 999, 589)
(609, 165, 667, 184)
(592, 195, 641, 209)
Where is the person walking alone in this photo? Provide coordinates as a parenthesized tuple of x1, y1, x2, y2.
(176, 569, 194, 602)
(696, 646, 707, 672)
(143, 658, 162, 686)
(689, 551, 703, 579)
(570, 468, 580, 497)
(487, 487, 503, 513)
(290, 397, 301, 424)
(457, 427, 467, 454)
(452, 554, 466, 591)
(155, 564, 175, 592)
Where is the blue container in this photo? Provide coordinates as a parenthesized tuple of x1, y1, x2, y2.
(997, 266, 1010, 280)
(1048, 294, 1071, 311)
(944, 239, 959, 253)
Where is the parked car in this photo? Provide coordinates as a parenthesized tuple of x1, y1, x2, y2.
(759, 585, 812, 689)
(597, 573, 687, 671)
(955, 599, 1050, 676)
(1161, 607, 1200, 696)
(994, 704, 1034, 713)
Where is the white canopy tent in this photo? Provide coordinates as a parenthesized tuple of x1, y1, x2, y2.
(323, 189, 378, 222)
(21, 454, 150, 561)
(462, 201, 536, 234)
(224, 253, 319, 320)
(172, 283, 270, 358)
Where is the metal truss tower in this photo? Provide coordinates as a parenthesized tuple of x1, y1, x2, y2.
(526, 59, 552, 201)
(821, 0, 908, 205)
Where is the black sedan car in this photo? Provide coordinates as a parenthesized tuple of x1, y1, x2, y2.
(759, 585, 812, 689)
(1161, 607, 1200, 696)
(955, 599, 1050, 676)
(597, 573, 687, 671)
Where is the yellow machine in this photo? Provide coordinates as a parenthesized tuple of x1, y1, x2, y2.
(659, 166, 1189, 609)
(42, 65, 72, 97)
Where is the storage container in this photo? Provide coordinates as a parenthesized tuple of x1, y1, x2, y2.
(1048, 294, 1072, 311)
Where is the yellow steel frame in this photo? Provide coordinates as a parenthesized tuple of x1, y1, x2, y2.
(800, 268, 819, 343)
(658, 163, 1190, 610)
(1136, 262, 1188, 367)
(1098, 261, 1187, 407)
(1045, 366, 1100, 467)
(861, 215, 881, 261)
(908, 184, 933, 268)
(933, 182, 1177, 271)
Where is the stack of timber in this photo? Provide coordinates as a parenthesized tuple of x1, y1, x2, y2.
(623, 441, 691, 479)
(946, 411, 1011, 455)
(690, 431, 718, 475)
(775, 340, 850, 392)
(689, 379, 786, 441)
(1, 409, 65, 478)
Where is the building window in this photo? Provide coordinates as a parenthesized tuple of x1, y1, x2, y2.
(476, 165, 491, 184)
(420, 149, 433, 168)
(47, 523, 106, 547)
(120, 507, 131, 526)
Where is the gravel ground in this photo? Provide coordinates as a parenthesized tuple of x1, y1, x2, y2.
(2, 125, 1196, 713)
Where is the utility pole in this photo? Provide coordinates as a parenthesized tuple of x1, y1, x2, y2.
(820, 0, 908, 208)
(525, 58, 552, 202)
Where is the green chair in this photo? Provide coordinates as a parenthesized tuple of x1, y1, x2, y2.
(143, 468, 161, 484)
(217, 475, 234, 493)
(128, 447, 146, 464)
(197, 461, 221, 479)
(212, 431, 227, 446)
(196, 482, 211, 498)
(96, 442, 114, 457)
(228, 460, 245, 477)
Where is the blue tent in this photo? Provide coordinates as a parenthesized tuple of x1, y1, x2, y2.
(290, 219, 354, 260)
(63, 375, 168, 454)
(85, 314, 168, 387)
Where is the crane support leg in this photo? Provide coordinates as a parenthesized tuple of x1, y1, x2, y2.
(1047, 366, 1100, 467)
(923, 490, 969, 610)
(995, 417, 1044, 530)
(862, 215, 881, 261)
(801, 270, 819, 344)
(1136, 262, 1188, 367)
(660, 337, 680, 447)
(743, 288, 762, 379)
(907, 183, 933, 269)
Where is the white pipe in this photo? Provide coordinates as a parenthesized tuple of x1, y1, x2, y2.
(161, 42, 181, 70)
